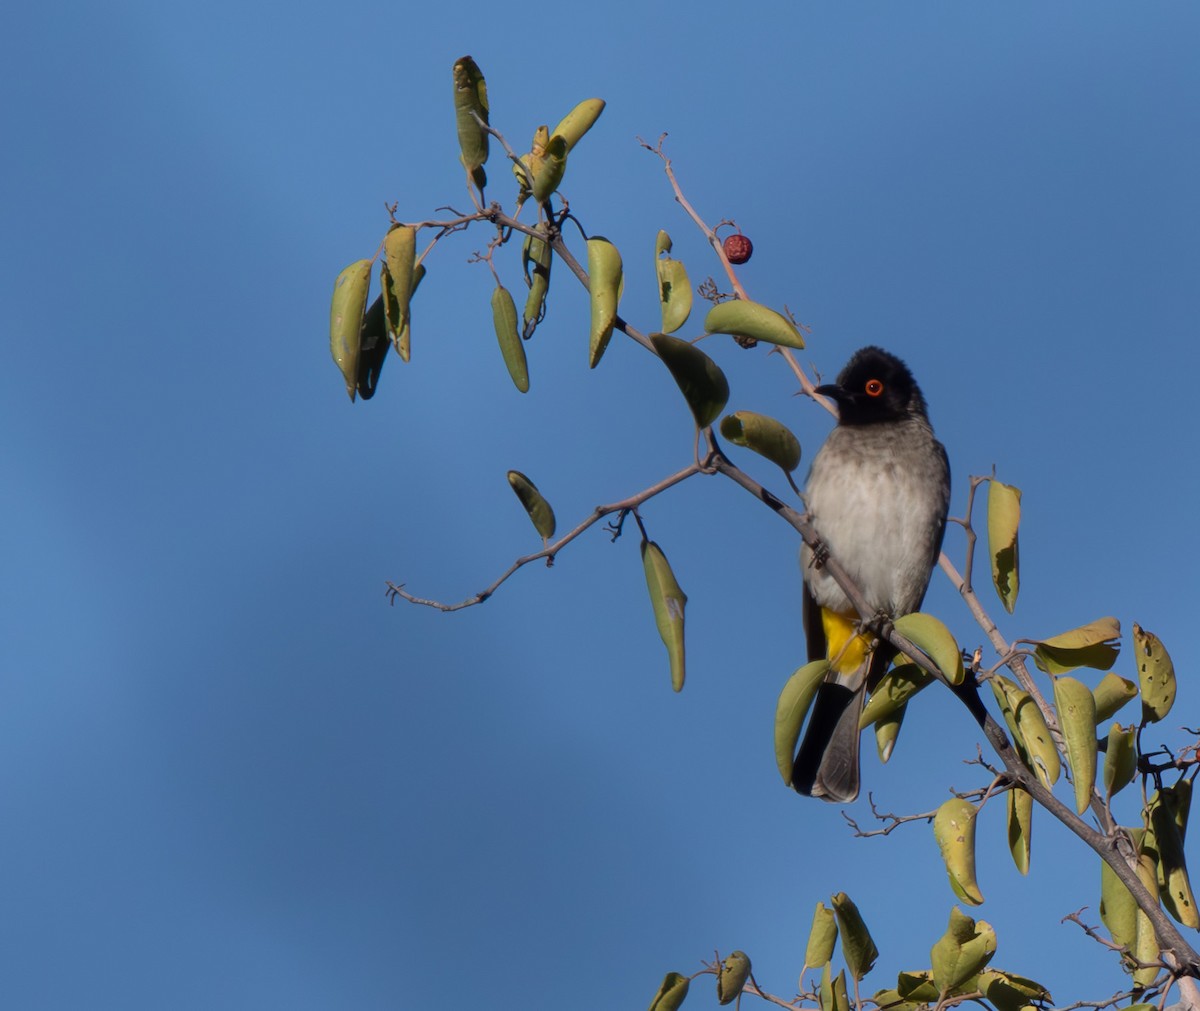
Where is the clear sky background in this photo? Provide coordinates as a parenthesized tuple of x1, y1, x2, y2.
(3, 3, 1199, 1008)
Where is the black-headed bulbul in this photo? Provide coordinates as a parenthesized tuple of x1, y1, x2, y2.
(792, 346, 950, 802)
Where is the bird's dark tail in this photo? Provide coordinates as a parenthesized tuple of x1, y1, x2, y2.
(791, 682, 866, 802)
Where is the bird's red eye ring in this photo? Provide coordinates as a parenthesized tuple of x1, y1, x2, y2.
(865, 379, 884, 397)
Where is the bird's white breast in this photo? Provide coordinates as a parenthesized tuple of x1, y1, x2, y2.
(800, 418, 949, 617)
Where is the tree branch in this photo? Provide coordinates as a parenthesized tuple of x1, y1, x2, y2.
(385, 460, 704, 611)
(639, 134, 834, 417)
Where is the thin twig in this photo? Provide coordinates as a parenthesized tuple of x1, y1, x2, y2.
(386, 460, 705, 611)
(638, 134, 834, 417)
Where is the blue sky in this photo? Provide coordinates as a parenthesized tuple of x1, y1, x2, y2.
(3, 2, 1199, 1008)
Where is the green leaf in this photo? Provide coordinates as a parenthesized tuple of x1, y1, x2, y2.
(1031, 617, 1120, 675)
(1053, 675, 1097, 814)
(521, 235, 552, 339)
(531, 134, 567, 204)
(986, 480, 1021, 613)
(1133, 622, 1175, 724)
(933, 798, 984, 905)
(704, 299, 805, 349)
(895, 971, 939, 1002)
(870, 989, 922, 1011)
(649, 333, 730, 429)
(551, 98, 605, 151)
(1148, 790, 1200, 928)
(989, 675, 1061, 790)
(383, 260, 425, 363)
(506, 470, 556, 540)
(586, 237, 622, 368)
(930, 907, 997, 997)
(383, 225, 416, 342)
(452, 56, 489, 182)
(818, 965, 849, 1011)
(655, 232, 693, 334)
(1103, 723, 1137, 800)
(873, 703, 904, 764)
(1006, 786, 1032, 875)
(804, 902, 838, 970)
(1098, 826, 1140, 955)
(859, 663, 934, 728)
(977, 969, 1052, 1011)
(774, 660, 829, 785)
(718, 411, 802, 473)
(648, 972, 690, 1011)
(891, 613, 963, 685)
(490, 285, 529, 393)
(716, 951, 750, 1005)
(641, 539, 688, 692)
(831, 892, 878, 981)
(1091, 672, 1137, 723)
(330, 258, 372, 402)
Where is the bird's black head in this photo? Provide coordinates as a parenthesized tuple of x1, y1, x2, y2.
(817, 346, 930, 426)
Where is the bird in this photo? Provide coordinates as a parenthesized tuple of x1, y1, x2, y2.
(792, 346, 951, 802)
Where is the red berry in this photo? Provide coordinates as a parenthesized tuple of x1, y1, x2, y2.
(723, 233, 753, 264)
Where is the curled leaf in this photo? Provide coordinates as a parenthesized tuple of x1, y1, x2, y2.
(930, 907, 997, 998)
(648, 972, 690, 1011)
(383, 225, 416, 343)
(586, 237, 622, 368)
(704, 299, 805, 349)
(1031, 617, 1120, 675)
(1099, 833, 1138, 950)
(551, 98, 605, 151)
(775, 660, 830, 785)
(512, 125, 549, 196)
(719, 411, 801, 473)
(831, 892, 878, 981)
(1133, 835, 1161, 987)
(978, 969, 1052, 1011)
(491, 285, 529, 392)
(385, 261, 426, 363)
(986, 480, 1021, 613)
(1006, 786, 1032, 875)
(531, 134, 567, 204)
(1102, 723, 1137, 800)
(521, 235, 552, 338)
(1053, 675, 1097, 814)
(804, 902, 838, 970)
(650, 334, 730, 429)
(655, 231, 693, 334)
(874, 704, 904, 764)
(716, 951, 751, 1005)
(934, 798, 984, 905)
(641, 539, 687, 692)
(452, 56, 489, 187)
(1148, 790, 1200, 928)
(895, 971, 939, 1003)
(819, 965, 849, 1011)
(989, 675, 1061, 790)
(506, 470, 555, 540)
(330, 258, 372, 402)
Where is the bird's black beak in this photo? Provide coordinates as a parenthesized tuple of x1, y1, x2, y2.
(814, 383, 844, 400)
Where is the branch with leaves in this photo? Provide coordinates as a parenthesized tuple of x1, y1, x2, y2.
(328, 53, 1200, 1009)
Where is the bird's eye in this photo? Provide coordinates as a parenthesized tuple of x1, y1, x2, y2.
(865, 379, 884, 397)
